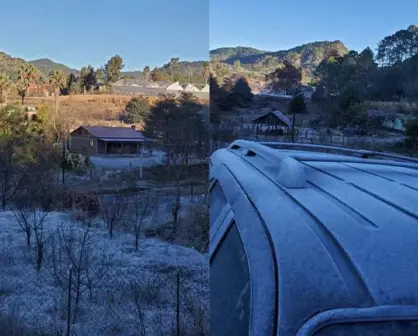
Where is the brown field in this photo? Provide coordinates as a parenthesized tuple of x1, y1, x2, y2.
(8, 95, 139, 129)
(8, 94, 208, 131)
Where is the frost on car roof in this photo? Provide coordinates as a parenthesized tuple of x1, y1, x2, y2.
(210, 140, 418, 335)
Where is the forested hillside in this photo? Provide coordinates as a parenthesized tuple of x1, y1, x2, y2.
(210, 41, 349, 83)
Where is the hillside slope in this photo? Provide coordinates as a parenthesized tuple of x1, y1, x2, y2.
(210, 40, 349, 83)
(210, 46, 267, 61)
(123, 60, 208, 80)
(0, 50, 207, 83)
(30, 58, 79, 76)
(0, 52, 80, 79)
(0, 52, 28, 80)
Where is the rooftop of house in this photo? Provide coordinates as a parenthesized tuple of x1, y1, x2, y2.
(253, 110, 292, 127)
(73, 126, 146, 139)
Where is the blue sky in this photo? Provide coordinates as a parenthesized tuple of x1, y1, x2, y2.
(0, 0, 209, 71)
(210, 0, 418, 53)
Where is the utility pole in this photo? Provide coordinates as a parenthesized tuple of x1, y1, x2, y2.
(62, 136, 65, 184)
(291, 91, 304, 143)
(291, 110, 297, 143)
(139, 143, 144, 180)
(66, 265, 72, 336)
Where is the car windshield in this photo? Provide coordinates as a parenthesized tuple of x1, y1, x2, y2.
(313, 320, 418, 336)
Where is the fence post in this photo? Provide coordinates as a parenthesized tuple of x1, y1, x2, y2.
(66, 265, 72, 336)
(176, 271, 180, 336)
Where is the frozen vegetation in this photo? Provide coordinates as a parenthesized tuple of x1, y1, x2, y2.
(0, 204, 209, 336)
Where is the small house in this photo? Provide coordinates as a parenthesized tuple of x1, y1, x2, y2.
(253, 111, 292, 133)
(385, 114, 415, 132)
(367, 110, 414, 132)
(70, 125, 150, 156)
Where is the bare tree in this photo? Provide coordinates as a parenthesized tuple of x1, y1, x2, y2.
(12, 172, 56, 274)
(12, 205, 33, 248)
(17, 161, 58, 270)
(32, 209, 49, 273)
(126, 191, 158, 251)
(0, 140, 24, 210)
(125, 271, 150, 336)
(12, 194, 50, 272)
(47, 219, 111, 320)
(100, 196, 127, 239)
(172, 173, 182, 228)
(178, 270, 209, 335)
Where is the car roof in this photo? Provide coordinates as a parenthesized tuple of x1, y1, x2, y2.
(210, 140, 418, 334)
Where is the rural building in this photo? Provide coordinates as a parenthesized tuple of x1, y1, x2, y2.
(385, 114, 415, 132)
(70, 126, 150, 156)
(253, 111, 292, 132)
(367, 110, 414, 132)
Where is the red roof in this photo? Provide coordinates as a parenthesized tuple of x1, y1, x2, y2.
(79, 126, 145, 139)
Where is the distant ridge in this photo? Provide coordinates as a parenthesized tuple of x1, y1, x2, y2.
(210, 40, 349, 83)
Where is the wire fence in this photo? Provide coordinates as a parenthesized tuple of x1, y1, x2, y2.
(210, 121, 418, 156)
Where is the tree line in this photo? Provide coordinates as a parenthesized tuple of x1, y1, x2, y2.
(311, 25, 418, 139)
(141, 58, 209, 84)
(121, 91, 209, 165)
(0, 56, 210, 105)
(209, 74, 253, 123)
(218, 25, 418, 136)
(0, 55, 124, 105)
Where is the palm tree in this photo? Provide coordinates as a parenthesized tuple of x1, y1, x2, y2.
(49, 69, 66, 141)
(202, 61, 210, 83)
(95, 68, 104, 82)
(49, 69, 66, 109)
(17, 63, 40, 107)
(143, 66, 150, 81)
(0, 73, 11, 107)
(168, 57, 180, 81)
(80, 66, 89, 94)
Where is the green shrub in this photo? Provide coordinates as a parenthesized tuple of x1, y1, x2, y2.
(63, 152, 89, 173)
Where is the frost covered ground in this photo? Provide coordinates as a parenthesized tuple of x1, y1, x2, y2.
(89, 151, 167, 169)
(89, 152, 207, 169)
(0, 210, 209, 336)
(96, 194, 206, 233)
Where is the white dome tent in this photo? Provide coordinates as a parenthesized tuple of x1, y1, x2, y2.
(166, 82, 184, 91)
(146, 82, 160, 88)
(184, 83, 200, 92)
(200, 84, 209, 92)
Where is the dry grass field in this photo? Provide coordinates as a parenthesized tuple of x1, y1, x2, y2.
(8, 94, 209, 131)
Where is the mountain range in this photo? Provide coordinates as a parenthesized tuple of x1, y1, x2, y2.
(0, 40, 349, 84)
(30, 58, 79, 76)
(210, 40, 349, 83)
(0, 52, 205, 81)
(0, 52, 80, 80)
